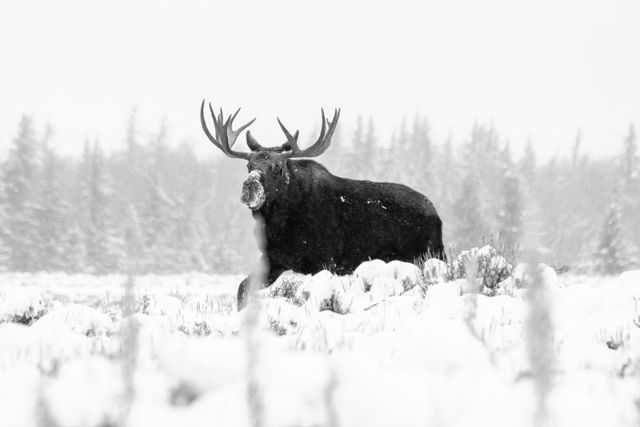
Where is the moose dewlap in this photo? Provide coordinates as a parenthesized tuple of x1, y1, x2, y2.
(200, 99, 446, 309)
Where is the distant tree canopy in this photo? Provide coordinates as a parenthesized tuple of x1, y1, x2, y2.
(0, 113, 638, 274)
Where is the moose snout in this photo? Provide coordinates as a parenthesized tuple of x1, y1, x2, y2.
(241, 170, 266, 210)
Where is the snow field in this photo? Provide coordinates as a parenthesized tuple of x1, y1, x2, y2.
(1, 262, 640, 426)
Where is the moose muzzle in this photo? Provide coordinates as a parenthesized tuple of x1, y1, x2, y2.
(241, 170, 266, 210)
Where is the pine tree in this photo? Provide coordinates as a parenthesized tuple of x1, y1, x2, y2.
(619, 124, 640, 250)
(0, 115, 40, 270)
(499, 172, 523, 246)
(0, 179, 9, 271)
(394, 117, 410, 183)
(140, 120, 172, 262)
(452, 123, 499, 246)
(430, 133, 455, 243)
(163, 142, 211, 272)
(116, 106, 145, 226)
(406, 115, 432, 193)
(593, 192, 635, 274)
(33, 124, 69, 270)
(621, 124, 638, 185)
(452, 169, 488, 250)
(571, 129, 582, 170)
(125, 107, 140, 156)
(379, 127, 398, 182)
(520, 138, 537, 184)
(347, 115, 365, 178)
(362, 117, 378, 179)
(435, 133, 455, 198)
(79, 140, 122, 273)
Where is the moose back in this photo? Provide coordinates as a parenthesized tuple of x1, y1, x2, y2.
(200, 100, 445, 309)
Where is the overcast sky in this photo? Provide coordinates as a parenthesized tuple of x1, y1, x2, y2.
(0, 0, 638, 160)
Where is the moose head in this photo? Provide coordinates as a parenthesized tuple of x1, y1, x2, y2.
(200, 100, 340, 211)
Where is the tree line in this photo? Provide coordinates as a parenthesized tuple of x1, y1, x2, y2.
(0, 111, 638, 274)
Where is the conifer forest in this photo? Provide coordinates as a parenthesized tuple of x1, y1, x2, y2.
(1, 112, 637, 275)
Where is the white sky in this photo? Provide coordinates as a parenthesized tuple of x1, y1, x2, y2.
(0, 0, 638, 160)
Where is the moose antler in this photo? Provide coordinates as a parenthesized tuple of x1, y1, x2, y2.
(200, 99, 255, 159)
(277, 108, 341, 158)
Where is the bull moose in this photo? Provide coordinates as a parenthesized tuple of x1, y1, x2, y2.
(200, 100, 445, 309)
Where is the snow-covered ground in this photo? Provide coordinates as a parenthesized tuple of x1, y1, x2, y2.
(1, 259, 640, 427)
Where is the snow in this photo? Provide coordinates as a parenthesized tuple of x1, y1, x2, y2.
(32, 304, 114, 335)
(0, 264, 639, 426)
(45, 356, 123, 427)
(0, 287, 46, 324)
(620, 269, 640, 288)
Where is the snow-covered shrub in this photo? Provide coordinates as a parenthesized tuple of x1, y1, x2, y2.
(387, 260, 423, 291)
(177, 310, 241, 337)
(422, 258, 448, 285)
(353, 259, 394, 290)
(0, 322, 93, 371)
(259, 262, 417, 324)
(497, 263, 561, 296)
(262, 272, 308, 305)
(31, 304, 114, 336)
(446, 245, 513, 292)
(0, 288, 47, 325)
(179, 320, 212, 337)
(368, 277, 404, 304)
(302, 270, 338, 311)
(136, 294, 182, 318)
(261, 298, 304, 335)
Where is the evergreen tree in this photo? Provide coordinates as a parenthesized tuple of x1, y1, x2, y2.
(0, 179, 9, 271)
(619, 124, 640, 249)
(139, 119, 173, 269)
(593, 192, 635, 274)
(520, 138, 537, 183)
(571, 129, 582, 170)
(452, 170, 488, 250)
(381, 118, 409, 184)
(347, 115, 365, 178)
(79, 140, 122, 272)
(362, 117, 378, 179)
(431, 133, 455, 244)
(34, 124, 69, 270)
(621, 124, 638, 185)
(164, 142, 211, 272)
(406, 115, 432, 193)
(453, 123, 500, 243)
(115, 106, 146, 225)
(394, 117, 410, 183)
(379, 127, 398, 182)
(435, 133, 455, 198)
(125, 107, 140, 156)
(499, 172, 523, 246)
(0, 115, 40, 270)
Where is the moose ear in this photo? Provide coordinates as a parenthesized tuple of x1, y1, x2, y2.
(279, 131, 297, 152)
(246, 131, 263, 151)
